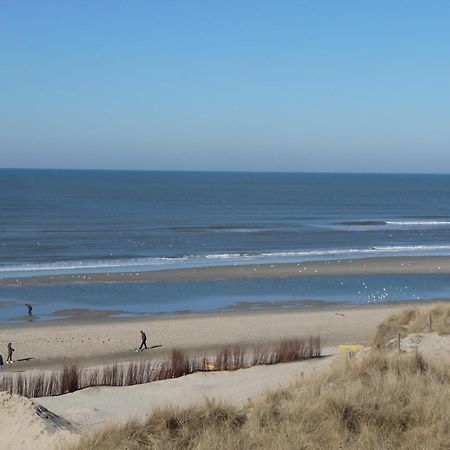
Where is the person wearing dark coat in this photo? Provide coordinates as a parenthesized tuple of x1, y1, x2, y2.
(139, 330, 148, 350)
(6, 343, 14, 364)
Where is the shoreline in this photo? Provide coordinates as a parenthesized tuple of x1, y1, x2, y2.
(2, 255, 450, 286)
(1, 299, 345, 325)
(2, 296, 448, 327)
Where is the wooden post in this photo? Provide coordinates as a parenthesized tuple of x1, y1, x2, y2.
(398, 333, 401, 352)
(429, 314, 432, 332)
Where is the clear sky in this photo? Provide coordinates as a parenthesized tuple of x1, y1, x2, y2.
(1, 1, 449, 173)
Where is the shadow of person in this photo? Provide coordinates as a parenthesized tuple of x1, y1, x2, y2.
(16, 357, 34, 362)
(150, 345, 163, 349)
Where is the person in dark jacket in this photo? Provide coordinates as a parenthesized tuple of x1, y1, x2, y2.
(139, 330, 148, 350)
(26, 303, 33, 315)
(0, 354, 3, 372)
(6, 343, 14, 364)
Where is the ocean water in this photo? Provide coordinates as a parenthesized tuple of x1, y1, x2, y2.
(1, 169, 450, 321)
(2, 169, 450, 275)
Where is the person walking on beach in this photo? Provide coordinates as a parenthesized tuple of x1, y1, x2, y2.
(6, 343, 14, 364)
(26, 303, 33, 316)
(139, 330, 148, 350)
(0, 354, 3, 372)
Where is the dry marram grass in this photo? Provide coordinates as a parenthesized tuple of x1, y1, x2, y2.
(72, 350, 450, 450)
(373, 302, 450, 347)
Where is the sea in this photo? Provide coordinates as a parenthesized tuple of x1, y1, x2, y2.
(1, 169, 450, 322)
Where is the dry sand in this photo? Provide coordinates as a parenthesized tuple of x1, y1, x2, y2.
(0, 302, 428, 371)
(401, 332, 450, 361)
(0, 392, 75, 450)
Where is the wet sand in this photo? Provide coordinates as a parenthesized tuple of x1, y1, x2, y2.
(1, 255, 450, 286)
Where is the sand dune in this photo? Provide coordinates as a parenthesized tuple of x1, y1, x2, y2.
(0, 392, 75, 450)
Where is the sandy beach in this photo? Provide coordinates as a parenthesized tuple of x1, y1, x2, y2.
(1, 302, 449, 450)
(0, 301, 440, 372)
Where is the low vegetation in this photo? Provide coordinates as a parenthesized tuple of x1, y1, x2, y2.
(73, 350, 450, 450)
(373, 302, 450, 347)
(0, 337, 321, 398)
(70, 304, 450, 450)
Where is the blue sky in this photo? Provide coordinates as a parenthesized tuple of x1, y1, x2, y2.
(1, 1, 449, 172)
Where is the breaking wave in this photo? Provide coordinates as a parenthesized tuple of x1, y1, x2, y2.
(2, 244, 450, 275)
(331, 220, 450, 230)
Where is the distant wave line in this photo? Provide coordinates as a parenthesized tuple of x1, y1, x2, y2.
(333, 220, 450, 228)
(2, 244, 450, 273)
(386, 221, 450, 226)
(166, 220, 450, 231)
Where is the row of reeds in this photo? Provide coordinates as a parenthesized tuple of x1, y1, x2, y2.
(0, 336, 321, 398)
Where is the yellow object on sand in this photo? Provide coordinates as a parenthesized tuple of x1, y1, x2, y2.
(339, 344, 365, 352)
(204, 363, 215, 370)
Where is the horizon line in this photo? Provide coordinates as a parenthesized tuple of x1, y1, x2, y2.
(1, 167, 450, 176)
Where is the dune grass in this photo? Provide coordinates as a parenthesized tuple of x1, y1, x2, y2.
(72, 349, 450, 450)
(373, 302, 450, 347)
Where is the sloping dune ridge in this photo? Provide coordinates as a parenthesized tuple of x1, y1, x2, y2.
(0, 392, 75, 450)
